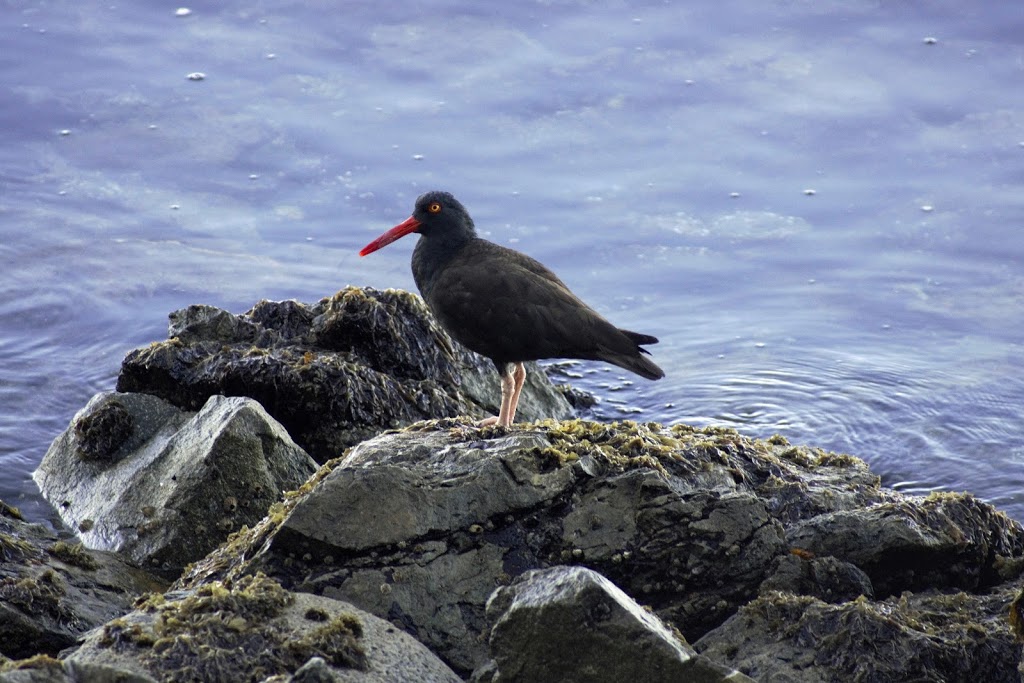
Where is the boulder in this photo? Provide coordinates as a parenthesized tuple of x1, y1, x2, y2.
(18, 401, 1024, 680)
(34, 392, 317, 576)
(168, 420, 1024, 678)
(0, 657, 156, 683)
(115, 289, 574, 462)
(22, 282, 1024, 679)
(474, 565, 754, 682)
(175, 420, 906, 675)
(65, 574, 461, 683)
(758, 553, 874, 603)
(0, 498, 166, 660)
(787, 493, 1020, 594)
(696, 584, 1023, 682)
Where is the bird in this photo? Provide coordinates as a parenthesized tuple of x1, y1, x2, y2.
(359, 190, 664, 427)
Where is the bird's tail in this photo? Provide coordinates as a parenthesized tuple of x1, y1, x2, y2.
(621, 330, 659, 347)
(604, 329, 665, 380)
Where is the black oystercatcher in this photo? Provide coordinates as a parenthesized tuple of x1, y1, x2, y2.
(359, 191, 664, 427)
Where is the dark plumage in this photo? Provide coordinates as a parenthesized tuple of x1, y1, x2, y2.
(360, 190, 664, 426)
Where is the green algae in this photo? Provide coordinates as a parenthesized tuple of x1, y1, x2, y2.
(101, 574, 365, 682)
(0, 653, 63, 674)
(0, 499, 24, 521)
(0, 532, 36, 562)
(534, 419, 763, 477)
(48, 540, 100, 570)
(405, 417, 866, 484)
(740, 589, 1016, 680)
(0, 570, 72, 622)
(290, 613, 365, 669)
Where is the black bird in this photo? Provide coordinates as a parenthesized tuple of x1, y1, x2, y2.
(359, 191, 664, 427)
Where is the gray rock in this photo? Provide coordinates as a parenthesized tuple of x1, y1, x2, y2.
(0, 658, 157, 683)
(179, 421, 820, 674)
(269, 427, 588, 674)
(22, 284, 1024, 679)
(477, 565, 754, 683)
(696, 583, 1023, 682)
(759, 553, 874, 602)
(116, 289, 574, 462)
(34, 392, 317, 576)
(0, 499, 166, 660)
(65, 574, 461, 683)
(787, 492, 1023, 595)
(170, 421, 1024, 678)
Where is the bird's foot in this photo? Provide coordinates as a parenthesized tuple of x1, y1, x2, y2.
(477, 413, 516, 430)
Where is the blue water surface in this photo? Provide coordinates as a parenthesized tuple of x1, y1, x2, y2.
(2, 1, 1022, 523)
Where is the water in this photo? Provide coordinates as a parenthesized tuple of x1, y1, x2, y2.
(2, 1, 1022, 524)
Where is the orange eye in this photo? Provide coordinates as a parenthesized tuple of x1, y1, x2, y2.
(427, 202, 442, 214)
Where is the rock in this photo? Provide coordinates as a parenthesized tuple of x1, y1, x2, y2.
(27, 317, 1024, 681)
(115, 289, 574, 462)
(0, 498, 166, 660)
(167, 420, 1024, 678)
(65, 574, 461, 683)
(177, 420, 893, 674)
(787, 492, 1022, 595)
(0, 656, 157, 683)
(475, 565, 754, 682)
(696, 584, 1023, 682)
(759, 553, 874, 603)
(34, 392, 317, 576)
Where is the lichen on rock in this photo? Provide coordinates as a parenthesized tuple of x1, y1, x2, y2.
(94, 574, 366, 682)
(68, 573, 460, 682)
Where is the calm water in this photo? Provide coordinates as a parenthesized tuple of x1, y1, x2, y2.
(2, 1, 1023, 524)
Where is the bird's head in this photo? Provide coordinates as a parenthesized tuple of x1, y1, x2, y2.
(359, 190, 475, 256)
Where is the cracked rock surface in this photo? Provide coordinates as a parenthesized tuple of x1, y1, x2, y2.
(170, 418, 1024, 678)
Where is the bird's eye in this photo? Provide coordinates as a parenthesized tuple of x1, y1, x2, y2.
(428, 202, 442, 214)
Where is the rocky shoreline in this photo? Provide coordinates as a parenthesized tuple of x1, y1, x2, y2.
(3, 287, 1023, 682)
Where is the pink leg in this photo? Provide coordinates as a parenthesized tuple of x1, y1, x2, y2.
(477, 363, 525, 428)
(504, 362, 527, 426)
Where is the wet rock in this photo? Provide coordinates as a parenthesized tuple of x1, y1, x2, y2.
(34, 392, 317, 576)
(0, 498, 166, 660)
(0, 657, 156, 683)
(759, 552, 875, 603)
(116, 288, 574, 462)
(166, 419, 1024, 678)
(787, 492, 1024, 595)
(474, 565, 754, 682)
(65, 574, 461, 683)
(27, 351, 1024, 682)
(177, 420, 882, 674)
(696, 584, 1022, 682)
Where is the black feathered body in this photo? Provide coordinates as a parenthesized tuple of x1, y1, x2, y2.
(412, 234, 664, 380)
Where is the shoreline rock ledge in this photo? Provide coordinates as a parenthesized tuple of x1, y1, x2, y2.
(6, 287, 1024, 682)
(175, 418, 1024, 681)
(115, 287, 573, 462)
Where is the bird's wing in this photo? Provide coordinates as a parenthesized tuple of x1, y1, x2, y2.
(424, 240, 638, 364)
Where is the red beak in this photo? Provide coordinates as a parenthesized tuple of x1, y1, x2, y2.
(359, 216, 422, 256)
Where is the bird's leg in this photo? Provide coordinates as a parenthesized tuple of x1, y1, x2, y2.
(477, 364, 517, 427)
(504, 362, 527, 426)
